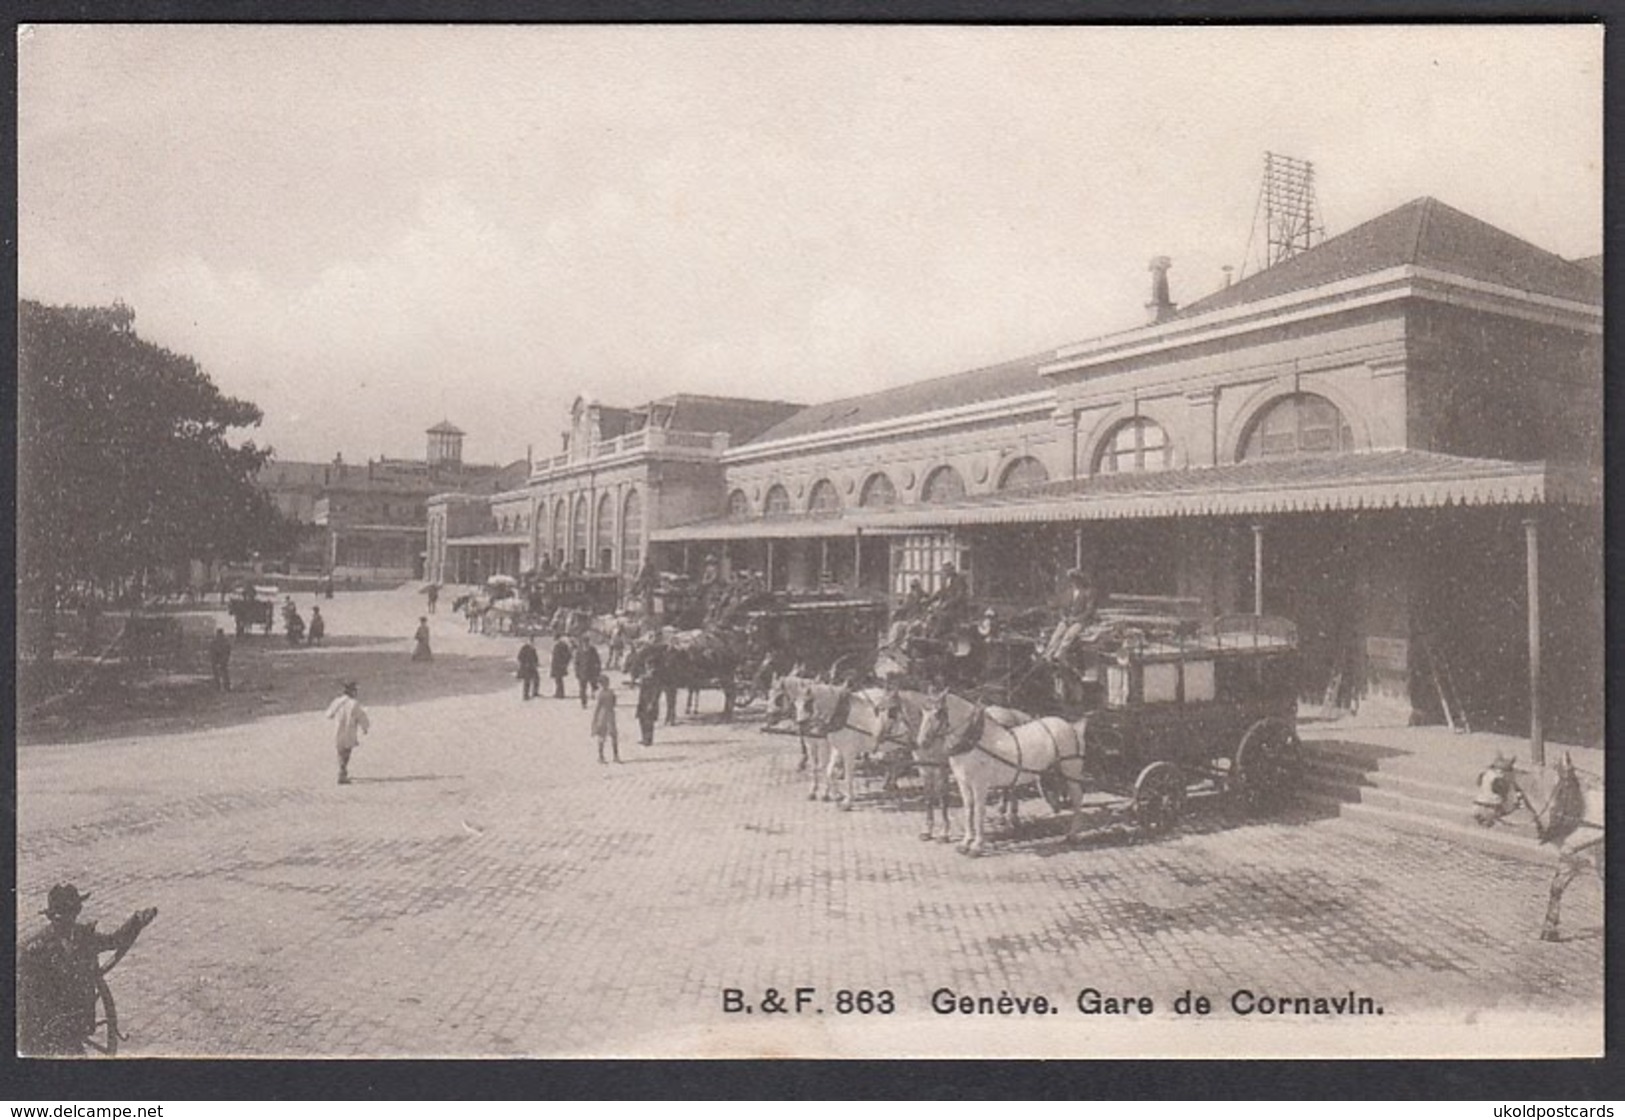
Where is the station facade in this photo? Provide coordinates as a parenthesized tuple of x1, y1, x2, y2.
(429, 197, 1602, 745)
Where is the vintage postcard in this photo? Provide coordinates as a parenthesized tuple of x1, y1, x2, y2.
(15, 23, 1603, 1062)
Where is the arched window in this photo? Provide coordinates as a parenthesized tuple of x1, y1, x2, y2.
(1241, 393, 1354, 460)
(859, 473, 897, 508)
(595, 493, 615, 571)
(921, 466, 967, 504)
(727, 489, 751, 519)
(764, 484, 792, 517)
(551, 499, 567, 564)
(571, 495, 590, 569)
(1097, 418, 1173, 474)
(998, 456, 1049, 490)
(621, 489, 643, 577)
(807, 479, 841, 515)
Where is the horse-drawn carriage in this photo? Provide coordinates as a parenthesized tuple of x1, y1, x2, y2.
(460, 572, 623, 636)
(1022, 611, 1303, 830)
(534, 572, 621, 618)
(741, 594, 889, 684)
(226, 584, 277, 636)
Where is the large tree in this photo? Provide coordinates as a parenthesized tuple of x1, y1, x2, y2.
(18, 300, 292, 653)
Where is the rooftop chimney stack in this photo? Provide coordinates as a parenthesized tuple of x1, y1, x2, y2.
(1222, 265, 1234, 289)
(1146, 255, 1177, 324)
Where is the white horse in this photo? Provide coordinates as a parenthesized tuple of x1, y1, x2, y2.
(772, 674, 906, 809)
(884, 688, 1032, 843)
(1473, 752, 1604, 941)
(915, 688, 1087, 856)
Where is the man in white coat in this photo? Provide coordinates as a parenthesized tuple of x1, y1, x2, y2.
(326, 680, 370, 785)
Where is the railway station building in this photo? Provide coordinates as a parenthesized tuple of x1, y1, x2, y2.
(429, 197, 1602, 746)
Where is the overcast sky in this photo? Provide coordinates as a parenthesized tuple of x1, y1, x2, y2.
(19, 24, 1603, 466)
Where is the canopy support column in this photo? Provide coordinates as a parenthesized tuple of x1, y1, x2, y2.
(1252, 523, 1265, 616)
(854, 530, 863, 588)
(1525, 517, 1544, 765)
(1073, 527, 1083, 571)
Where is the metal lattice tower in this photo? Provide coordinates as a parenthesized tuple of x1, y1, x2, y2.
(1241, 152, 1324, 278)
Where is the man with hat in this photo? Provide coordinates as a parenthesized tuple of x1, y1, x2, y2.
(325, 680, 370, 785)
(926, 561, 970, 639)
(1043, 569, 1099, 661)
(18, 884, 158, 1055)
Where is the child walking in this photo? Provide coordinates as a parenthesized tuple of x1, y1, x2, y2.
(592, 675, 620, 764)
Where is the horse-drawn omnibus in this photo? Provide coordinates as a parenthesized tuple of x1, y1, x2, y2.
(1017, 610, 1303, 831)
(740, 594, 889, 684)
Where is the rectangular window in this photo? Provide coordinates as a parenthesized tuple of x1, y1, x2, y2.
(890, 533, 971, 597)
(1183, 659, 1216, 702)
(1143, 662, 1180, 704)
(1106, 664, 1131, 708)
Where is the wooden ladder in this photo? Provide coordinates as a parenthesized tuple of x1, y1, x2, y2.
(1420, 634, 1470, 734)
(1319, 667, 1344, 720)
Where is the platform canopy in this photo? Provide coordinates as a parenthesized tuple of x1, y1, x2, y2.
(444, 533, 530, 548)
(653, 451, 1597, 542)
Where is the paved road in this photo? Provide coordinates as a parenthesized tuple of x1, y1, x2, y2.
(16, 592, 1603, 1059)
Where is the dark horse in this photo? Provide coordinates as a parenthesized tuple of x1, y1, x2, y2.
(625, 631, 745, 722)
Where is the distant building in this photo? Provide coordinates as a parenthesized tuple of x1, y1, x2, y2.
(258, 422, 528, 581)
(426, 393, 802, 586)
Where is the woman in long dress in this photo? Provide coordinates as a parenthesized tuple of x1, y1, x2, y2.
(412, 616, 433, 662)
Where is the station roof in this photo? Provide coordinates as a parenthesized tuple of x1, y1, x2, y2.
(1178, 197, 1602, 320)
(653, 451, 1596, 540)
(738, 350, 1053, 447)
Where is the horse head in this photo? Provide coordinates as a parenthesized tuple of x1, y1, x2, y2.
(915, 686, 952, 756)
(1473, 754, 1523, 828)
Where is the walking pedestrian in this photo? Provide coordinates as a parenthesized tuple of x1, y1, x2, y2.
(636, 665, 661, 747)
(208, 627, 232, 692)
(576, 638, 602, 708)
(517, 638, 540, 700)
(325, 680, 370, 785)
(607, 618, 627, 670)
(285, 604, 306, 646)
(307, 606, 326, 647)
(426, 585, 440, 614)
(412, 616, 433, 662)
(592, 675, 620, 764)
(549, 634, 572, 698)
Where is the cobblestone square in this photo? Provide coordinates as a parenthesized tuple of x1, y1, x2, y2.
(16, 596, 1603, 1060)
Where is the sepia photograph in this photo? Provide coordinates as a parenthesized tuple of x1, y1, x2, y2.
(14, 23, 1604, 1062)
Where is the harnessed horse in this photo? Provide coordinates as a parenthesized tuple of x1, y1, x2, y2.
(453, 593, 492, 634)
(880, 688, 1032, 843)
(772, 675, 907, 808)
(1473, 752, 1604, 941)
(915, 689, 1087, 855)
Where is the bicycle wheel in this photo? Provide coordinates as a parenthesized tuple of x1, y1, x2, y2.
(84, 977, 119, 1056)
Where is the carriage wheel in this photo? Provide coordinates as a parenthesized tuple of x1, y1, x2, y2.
(1232, 717, 1302, 815)
(84, 977, 120, 1057)
(1133, 761, 1186, 835)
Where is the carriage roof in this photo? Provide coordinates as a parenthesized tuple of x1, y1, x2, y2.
(1081, 613, 1297, 664)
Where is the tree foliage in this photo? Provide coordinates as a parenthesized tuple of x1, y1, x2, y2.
(18, 299, 294, 601)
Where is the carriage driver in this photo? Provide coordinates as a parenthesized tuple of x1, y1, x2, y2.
(1042, 569, 1099, 661)
(17, 885, 158, 1056)
(925, 562, 970, 639)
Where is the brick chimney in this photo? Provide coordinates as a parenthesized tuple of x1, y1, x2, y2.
(1146, 255, 1177, 324)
